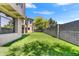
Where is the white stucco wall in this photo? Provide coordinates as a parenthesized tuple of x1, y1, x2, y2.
(0, 19, 23, 45)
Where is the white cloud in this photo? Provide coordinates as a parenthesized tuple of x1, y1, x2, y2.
(33, 10, 54, 15)
(26, 3, 36, 8)
(74, 18, 79, 20)
(55, 3, 72, 6)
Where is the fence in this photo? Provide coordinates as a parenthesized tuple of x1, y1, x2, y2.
(44, 20, 79, 45)
(44, 29, 57, 37)
(59, 31, 79, 45)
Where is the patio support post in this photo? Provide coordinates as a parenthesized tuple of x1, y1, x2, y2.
(57, 24, 60, 38)
(15, 18, 18, 33)
(23, 20, 26, 34)
(0, 16, 1, 32)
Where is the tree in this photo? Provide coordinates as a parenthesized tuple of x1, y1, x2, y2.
(34, 17, 57, 31)
(34, 16, 44, 31)
(48, 18, 57, 29)
(43, 20, 49, 29)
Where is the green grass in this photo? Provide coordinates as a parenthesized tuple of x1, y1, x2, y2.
(6, 32, 79, 56)
(1, 32, 79, 56)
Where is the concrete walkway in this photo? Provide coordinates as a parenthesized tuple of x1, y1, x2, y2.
(0, 47, 9, 56)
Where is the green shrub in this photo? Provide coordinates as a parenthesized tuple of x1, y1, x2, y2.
(7, 40, 79, 56)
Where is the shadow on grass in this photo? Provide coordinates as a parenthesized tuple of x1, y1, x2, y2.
(3, 34, 29, 47)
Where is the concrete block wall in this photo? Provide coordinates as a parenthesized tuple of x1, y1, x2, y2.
(44, 20, 79, 45)
(59, 31, 79, 45)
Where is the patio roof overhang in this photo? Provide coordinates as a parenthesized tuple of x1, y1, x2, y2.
(0, 4, 25, 20)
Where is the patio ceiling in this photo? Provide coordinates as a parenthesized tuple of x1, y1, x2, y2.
(0, 4, 25, 19)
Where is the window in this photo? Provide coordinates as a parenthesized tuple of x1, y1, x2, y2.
(0, 12, 15, 34)
(28, 27, 30, 30)
(30, 21, 32, 24)
(28, 21, 32, 24)
(16, 3, 23, 8)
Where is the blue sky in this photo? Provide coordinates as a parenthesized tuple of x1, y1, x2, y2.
(25, 3, 79, 24)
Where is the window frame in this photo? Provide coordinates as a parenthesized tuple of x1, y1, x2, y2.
(0, 12, 15, 34)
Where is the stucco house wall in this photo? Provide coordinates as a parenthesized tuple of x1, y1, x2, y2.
(0, 3, 25, 45)
(25, 18, 34, 34)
